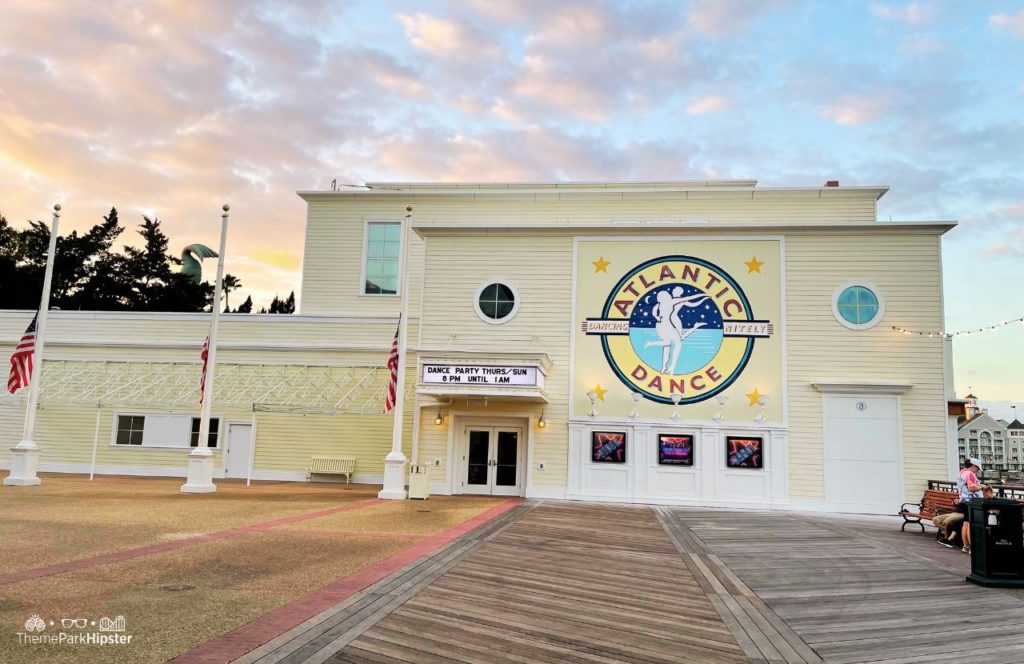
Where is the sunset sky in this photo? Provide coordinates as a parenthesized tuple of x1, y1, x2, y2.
(1, 1, 1022, 409)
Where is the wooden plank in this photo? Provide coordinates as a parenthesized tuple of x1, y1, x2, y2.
(332, 502, 745, 664)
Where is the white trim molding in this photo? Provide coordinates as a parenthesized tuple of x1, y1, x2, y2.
(812, 380, 913, 395)
(831, 280, 885, 331)
(473, 279, 521, 325)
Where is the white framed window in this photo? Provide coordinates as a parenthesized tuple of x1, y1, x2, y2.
(190, 417, 221, 448)
(832, 281, 885, 330)
(112, 414, 220, 449)
(474, 280, 519, 324)
(362, 221, 401, 295)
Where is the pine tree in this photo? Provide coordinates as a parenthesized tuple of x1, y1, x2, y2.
(236, 295, 253, 313)
(283, 291, 296, 314)
(73, 208, 129, 310)
(120, 216, 212, 311)
(11, 207, 126, 310)
(0, 214, 28, 308)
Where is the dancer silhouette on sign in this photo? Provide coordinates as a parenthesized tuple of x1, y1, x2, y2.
(645, 288, 710, 373)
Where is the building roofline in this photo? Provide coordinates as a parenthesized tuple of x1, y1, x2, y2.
(409, 220, 957, 235)
(298, 182, 890, 201)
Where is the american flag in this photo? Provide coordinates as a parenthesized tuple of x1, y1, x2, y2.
(199, 335, 209, 406)
(384, 317, 400, 413)
(7, 314, 37, 394)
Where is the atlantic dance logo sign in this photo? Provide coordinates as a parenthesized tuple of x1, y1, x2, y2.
(583, 255, 773, 404)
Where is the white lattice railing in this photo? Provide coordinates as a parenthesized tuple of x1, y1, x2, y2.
(0, 360, 414, 415)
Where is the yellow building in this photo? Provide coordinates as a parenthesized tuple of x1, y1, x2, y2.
(1, 180, 955, 513)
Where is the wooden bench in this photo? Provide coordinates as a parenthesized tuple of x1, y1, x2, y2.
(306, 456, 356, 484)
(899, 489, 959, 532)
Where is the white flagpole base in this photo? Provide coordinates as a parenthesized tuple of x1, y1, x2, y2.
(181, 450, 217, 493)
(4, 445, 41, 486)
(378, 454, 408, 500)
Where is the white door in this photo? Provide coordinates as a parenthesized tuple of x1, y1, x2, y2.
(461, 426, 523, 496)
(824, 395, 902, 513)
(224, 424, 253, 479)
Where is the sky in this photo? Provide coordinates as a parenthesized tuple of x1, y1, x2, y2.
(0, 0, 1022, 409)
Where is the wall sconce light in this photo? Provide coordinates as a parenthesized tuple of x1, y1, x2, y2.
(586, 391, 598, 417)
(713, 395, 729, 423)
(433, 410, 444, 425)
(755, 395, 769, 424)
(670, 394, 682, 421)
(537, 411, 547, 428)
(629, 392, 641, 419)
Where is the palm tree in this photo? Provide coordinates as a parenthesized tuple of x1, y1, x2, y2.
(222, 274, 241, 311)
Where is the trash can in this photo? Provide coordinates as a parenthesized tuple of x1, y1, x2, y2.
(966, 498, 1024, 587)
(408, 464, 430, 500)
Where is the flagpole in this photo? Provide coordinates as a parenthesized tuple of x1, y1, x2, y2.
(379, 206, 413, 500)
(181, 204, 230, 494)
(5, 203, 60, 487)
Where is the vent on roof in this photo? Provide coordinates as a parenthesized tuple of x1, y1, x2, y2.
(824, 180, 840, 187)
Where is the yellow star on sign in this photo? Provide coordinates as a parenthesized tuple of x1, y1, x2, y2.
(593, 256, 610, 273)
(745, 256, 764, 273)
(591, 384, 608, 401)
(746, 388, 762, 406)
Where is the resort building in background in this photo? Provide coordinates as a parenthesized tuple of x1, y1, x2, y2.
(958, 401, 1024, 475)
(1, 180, 958, 514)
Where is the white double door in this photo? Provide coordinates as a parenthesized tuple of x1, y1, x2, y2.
(461, 425, 524, 496)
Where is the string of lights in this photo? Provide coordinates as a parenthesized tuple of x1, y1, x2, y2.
(892, 316, 1024, 338)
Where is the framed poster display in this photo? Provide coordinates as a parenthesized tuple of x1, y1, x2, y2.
(592, 431, 626, 463)
(726, 436, 763, 469)
(658, 434, 694, 466)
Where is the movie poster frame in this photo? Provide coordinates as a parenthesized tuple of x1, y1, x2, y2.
(591, 431, 627, 463)
(657, 433, 695, 466)
(725, 435, 764, 469)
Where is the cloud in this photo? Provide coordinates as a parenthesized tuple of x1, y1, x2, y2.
(686, 95, 733, 115)
(869, 3, 934, 26)
(990, 9, 1024, 37)
(687, 0, 792, 36)
(821, 94, 892, 125)
(398, 12, 504, 63)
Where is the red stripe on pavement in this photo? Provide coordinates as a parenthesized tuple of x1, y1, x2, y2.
(0, 498, 382, 587)
(172, 497, 523, 664)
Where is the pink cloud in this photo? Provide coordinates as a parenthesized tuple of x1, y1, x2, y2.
(990, 9, 1024, 38)
(821, 94, 891, 125)
(398, 12, 504, 63)
(686, 95, 733, 115)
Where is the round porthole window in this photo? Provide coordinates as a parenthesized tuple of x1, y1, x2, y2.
(475, 281, 518, 324)
(832, 281, 884, 330)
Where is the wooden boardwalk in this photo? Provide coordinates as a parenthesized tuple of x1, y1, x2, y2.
(331, 502, 745, 663)
(668, 509, 1024, 664)
(233, 502, 1024, 664)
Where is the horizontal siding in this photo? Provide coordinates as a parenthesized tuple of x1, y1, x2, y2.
(0, 371, 416, 478)
(418, 234, 573, 488)
(786, 233, 947, 502)
(300, 195, 877, 316)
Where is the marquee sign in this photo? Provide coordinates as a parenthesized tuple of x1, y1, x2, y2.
(583, 255, 773, 404)
(421, 364, 543, 387)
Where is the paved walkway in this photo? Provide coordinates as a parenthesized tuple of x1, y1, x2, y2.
(187, 501, 1024, 664)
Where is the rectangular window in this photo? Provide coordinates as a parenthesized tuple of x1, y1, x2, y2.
(190, 418, 220, 448)
(113, 414, 219, 448)
(363, 222, 401, 295)
(115, 415, 145, 445)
